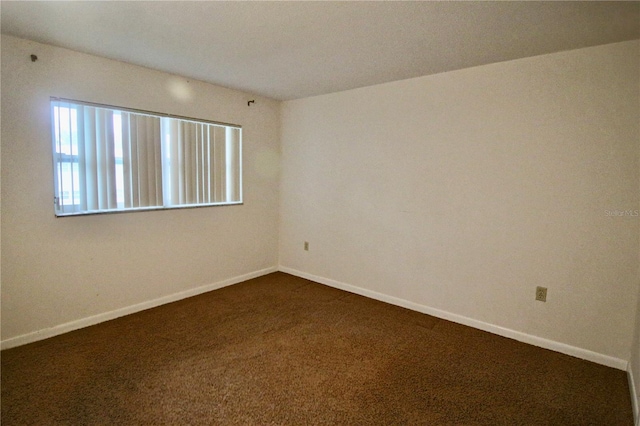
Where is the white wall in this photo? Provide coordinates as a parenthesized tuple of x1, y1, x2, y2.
(631, 281, 640, 422)
(280, 40, 640, 366)
(2, 34, 639, 377)
(0, 36, 281, 345)
(631, 158, 640, 422)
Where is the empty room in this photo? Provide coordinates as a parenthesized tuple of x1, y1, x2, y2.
(1, 1, 639, 424)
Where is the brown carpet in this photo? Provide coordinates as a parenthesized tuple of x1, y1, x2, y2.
(1, 272, 634, 425)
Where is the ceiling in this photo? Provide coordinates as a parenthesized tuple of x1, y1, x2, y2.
(2, 1, 639, 101)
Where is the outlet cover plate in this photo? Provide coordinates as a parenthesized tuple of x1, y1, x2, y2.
(536, 286, 547, 302)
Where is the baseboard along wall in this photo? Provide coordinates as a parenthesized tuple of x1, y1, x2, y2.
(3, 264, 636, 419)
(0, 266, 279, 350)
(2, 265, 631, 372)
(629, 364, 639, 425)
(278, 266, 628, 371)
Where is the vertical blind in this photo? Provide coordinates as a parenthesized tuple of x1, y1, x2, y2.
(51, 99, 242, 216)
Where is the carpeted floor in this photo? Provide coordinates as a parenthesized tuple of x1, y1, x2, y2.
(1, 272, 634, 425)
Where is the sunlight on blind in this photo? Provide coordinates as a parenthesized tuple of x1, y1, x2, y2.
(51, 99, 242, 216)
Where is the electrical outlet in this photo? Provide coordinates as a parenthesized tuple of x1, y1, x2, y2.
(535, 286, 547, 302)
(304, 241, 309, 251)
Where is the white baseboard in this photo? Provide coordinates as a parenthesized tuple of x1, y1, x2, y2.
(629, 364, 640, 425)
(1, 266, 278, 350)
(279, 266, 628, 371)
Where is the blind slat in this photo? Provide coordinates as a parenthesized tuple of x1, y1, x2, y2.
(121, 112, 132, 208)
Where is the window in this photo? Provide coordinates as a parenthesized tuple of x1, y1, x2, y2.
(51, 98, 242, 216)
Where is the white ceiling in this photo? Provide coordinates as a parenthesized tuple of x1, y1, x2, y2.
(2, 1, 639, 101)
